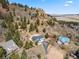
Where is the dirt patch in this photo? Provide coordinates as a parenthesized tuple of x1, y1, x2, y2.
(47, 46, 65, 59)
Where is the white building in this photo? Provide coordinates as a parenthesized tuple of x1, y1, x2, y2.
(1, 40, 19, 54)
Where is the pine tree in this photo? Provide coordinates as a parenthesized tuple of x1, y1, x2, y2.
(36, 27, 39, 33)
(27, 19, 30, 24)
(37, 54, 41, 59)
(8, 52, 20, 59)
(29, 23, 35, 32)
(41, 21, 44, 25)
(0, 0, 9, 9)
(53, 17, 57, 21)
(36, 19, 40, 26)
(43, 28, 46, 33)
(4, 31, 12, 41)
(21, 17, 27, 29)
(0, 47, 6, 59)
(21, 50, 27, 59)
(45, 33, 48, 38)
(24, 41, 33, 49)
(15, 23, 18, 30)
(13, 9, 16, 16)
(47, 19, 53, 26)
(1, 21, 7, 28)
(24, 5, 29, 11)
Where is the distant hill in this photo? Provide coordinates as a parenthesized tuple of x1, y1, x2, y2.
(53, 14, 79, 22)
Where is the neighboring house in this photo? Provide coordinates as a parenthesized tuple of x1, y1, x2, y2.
(57, 35, 70, 45)
(30, 34, 45, 45)
(1, 40, 19, 54)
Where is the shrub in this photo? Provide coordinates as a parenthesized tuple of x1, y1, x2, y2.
(45, 33, 48, 38)
(24, 41, 34, 49)
(64, 54, 69, 59)
(43, 28, 46, 33)
(8, 52, 20, 59)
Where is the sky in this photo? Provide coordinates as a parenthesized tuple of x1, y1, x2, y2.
(9, 0, 79, 14)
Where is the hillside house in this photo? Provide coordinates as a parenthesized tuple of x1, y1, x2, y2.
(1, 40, 19, 55)
(30, 34, 45, 45)
(57, 35, 70, 45)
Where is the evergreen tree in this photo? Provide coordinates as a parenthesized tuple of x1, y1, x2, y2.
(47, 19, 54, 26)
(27, 19, 30, 24)
(37, 54, 41, 59)
(41, 21, 44, 25)
(24, 5, 29, 11)
(53, 17, 57, 21)
(24, 41, 29, 49)
(43, 28, 46, 33)
(21, 50, 27, 59)
(0, 0, 9, 9)
(36, 19, 40, 26)
(21, 17, 27, 29)
(0, 47, 6, 58)
(29, 41, 34, 48)
(18, 3, 24, 7)
(17, 40, 23, 48)
(8, 52, 20, 59)
(29, 23, 35, 32)
(24, 41, 33, 49)
(13, 9, 16, 16)
(1, 21, 7, 28)
(15, 23, 18, 30)
(4, 31, 12, 41)
(9, 12, 14, 22)
(36, 27, 39, 33)
(45, 33, 48, 38)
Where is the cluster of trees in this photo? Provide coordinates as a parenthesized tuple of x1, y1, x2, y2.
(0, 47, 6, 59)
(11, 3, 29, 8)
(36, 19, 40, 26)
(8, 49, 27, 59)
(20, 17, 27, 30)
(0, 0, 9, 10)
(0, 47, 28, 59)
(24, 41, 34, 49)
(47, 19, 55, 26)
(11, 2, 29, 12)
(57, 20, 79, 26)
(21, 50, 27, 59)
(29, 23, 35, 32)
(8, 52, 20, 59)
(45, 33, 49, 38)
(1, 12, 23, 48)
(53, 17, 57, 22)
(29, 21, 39, 33)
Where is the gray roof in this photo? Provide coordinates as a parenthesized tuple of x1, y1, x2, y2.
(32, 35, 44, 42)
(2, 40, 19, 54)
